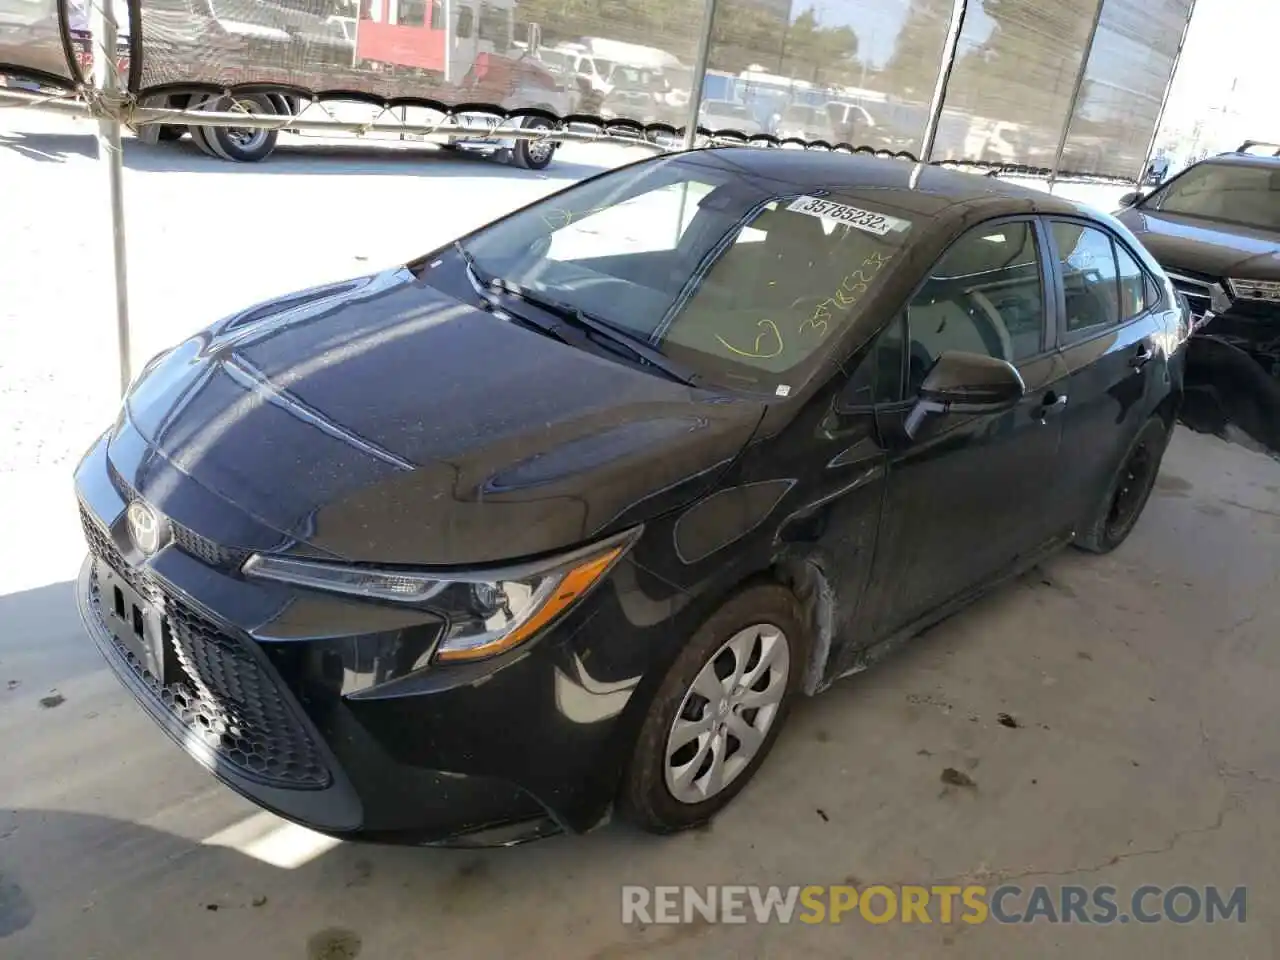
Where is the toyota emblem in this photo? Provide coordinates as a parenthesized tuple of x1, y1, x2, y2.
(126, 501, 163, 555)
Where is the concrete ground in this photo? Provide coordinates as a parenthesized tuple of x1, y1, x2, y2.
(1, 112, 1278, 959)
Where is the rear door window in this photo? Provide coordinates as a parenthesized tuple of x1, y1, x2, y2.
(1049, 222, 1120, 332)
(1114, 243, 1151, 320)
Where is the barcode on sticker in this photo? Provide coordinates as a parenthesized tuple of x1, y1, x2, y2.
(786, 196, 911, 236)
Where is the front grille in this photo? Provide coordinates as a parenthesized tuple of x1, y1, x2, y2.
(110, 477, 249, 572)
(81, 510, 332, 791)
(171, 523, 251, 571)
(80, 506, 143, 594)
(1170, 276, 1213, 322)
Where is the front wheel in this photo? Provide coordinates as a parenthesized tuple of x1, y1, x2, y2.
(1074, 415, 1171, 554)
(620, 583, 806, 833)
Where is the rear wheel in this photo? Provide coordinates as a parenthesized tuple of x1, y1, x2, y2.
(204, 93, 279, 162)
(510, 117, 556, 170)
(620, 583, 806, 833)
(1074, 415, 1171, 554)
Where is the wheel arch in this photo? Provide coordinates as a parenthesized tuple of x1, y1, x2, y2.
(659, 544, 843, 700)
(1153, 384, 1182, 432)
(768, 553, 838, 697)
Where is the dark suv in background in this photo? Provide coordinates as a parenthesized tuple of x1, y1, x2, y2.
(1117, 142, 1280, 455)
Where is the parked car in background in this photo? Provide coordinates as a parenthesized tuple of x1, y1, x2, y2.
(825, 100, 879, 146)
(697, 99, 762, 136)
(775, 104, 839, 144)
(1118, 142, 1280, 454)
(599, 76, 669, 125)
(1117, 143, 1280, 330)
(536, 43, 613, 111)
(76, 149, 1188, 846)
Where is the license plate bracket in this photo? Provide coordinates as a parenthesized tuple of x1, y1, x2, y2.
(98, 562, 178, 686)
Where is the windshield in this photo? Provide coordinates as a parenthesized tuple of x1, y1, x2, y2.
(458, 154, 915, 392)
(1148, 162, 1280, 231)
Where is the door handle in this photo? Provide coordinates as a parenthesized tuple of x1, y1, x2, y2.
(1129, 344, 1153, 369)
(1033, 391, 1068, 421)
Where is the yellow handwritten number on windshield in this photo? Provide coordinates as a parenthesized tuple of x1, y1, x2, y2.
(800, 302, 833, 336)
(799, 252, 894, 338)
(716, 319, 785, 359)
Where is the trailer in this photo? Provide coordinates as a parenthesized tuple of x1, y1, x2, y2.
(126, 0, 567, 167)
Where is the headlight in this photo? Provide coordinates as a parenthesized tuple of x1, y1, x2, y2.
(242, 529, 638, 663)
(1227, 278, 1280, 303)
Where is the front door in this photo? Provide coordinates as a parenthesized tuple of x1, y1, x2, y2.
(859, 217, 1072, 641)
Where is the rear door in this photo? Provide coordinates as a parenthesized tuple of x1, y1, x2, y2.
(1044, 218, 1169, 529)
(860, 217, 1072, 641)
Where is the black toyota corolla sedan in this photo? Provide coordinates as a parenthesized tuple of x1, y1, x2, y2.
(75, 149, 1188, 845)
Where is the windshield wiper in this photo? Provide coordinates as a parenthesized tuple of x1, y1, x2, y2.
(455, 240, 496, 291)
(457, 241, 587, 347)
(455, 242, 698, 386)
(493, 283, 700, 386)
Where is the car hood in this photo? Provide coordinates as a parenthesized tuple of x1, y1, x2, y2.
(1118, 208, 1280, 280)
(113, 268, 765, 565)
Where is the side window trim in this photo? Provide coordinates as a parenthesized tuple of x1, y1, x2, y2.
(1031, 217, 1060, 355)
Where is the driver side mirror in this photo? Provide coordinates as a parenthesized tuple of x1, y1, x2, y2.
(1117, 191, 1144, 208)
(904, 351, 1026, 439)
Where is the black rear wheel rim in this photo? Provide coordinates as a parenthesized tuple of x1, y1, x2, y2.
(1105, 439, 1156, 542)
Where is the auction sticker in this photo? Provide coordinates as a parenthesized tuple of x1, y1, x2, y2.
(786, 196, 911, 236)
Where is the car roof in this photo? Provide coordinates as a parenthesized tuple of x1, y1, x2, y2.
(684, 148, 1090, 225)
(1200, 152, 1280, 167)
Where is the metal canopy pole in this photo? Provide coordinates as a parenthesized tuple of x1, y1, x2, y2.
(1137, 0, 1199, 183)
(1047, 0, 1106, 190)
(681, 0, 720, 150)
(919, 0, 967, 163)
(89, 0, 133, 396)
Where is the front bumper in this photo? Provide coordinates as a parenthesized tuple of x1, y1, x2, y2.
(73, 433, 688, 844)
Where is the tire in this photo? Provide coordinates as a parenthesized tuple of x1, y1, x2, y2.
(1074, 415, 1171, 554)
(187, 121, 223, 159)
(620, 582, 807, 833)
(509, 117, 556, 170)
(156, 125, 186, 141)
(202, 93, 279, 163)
